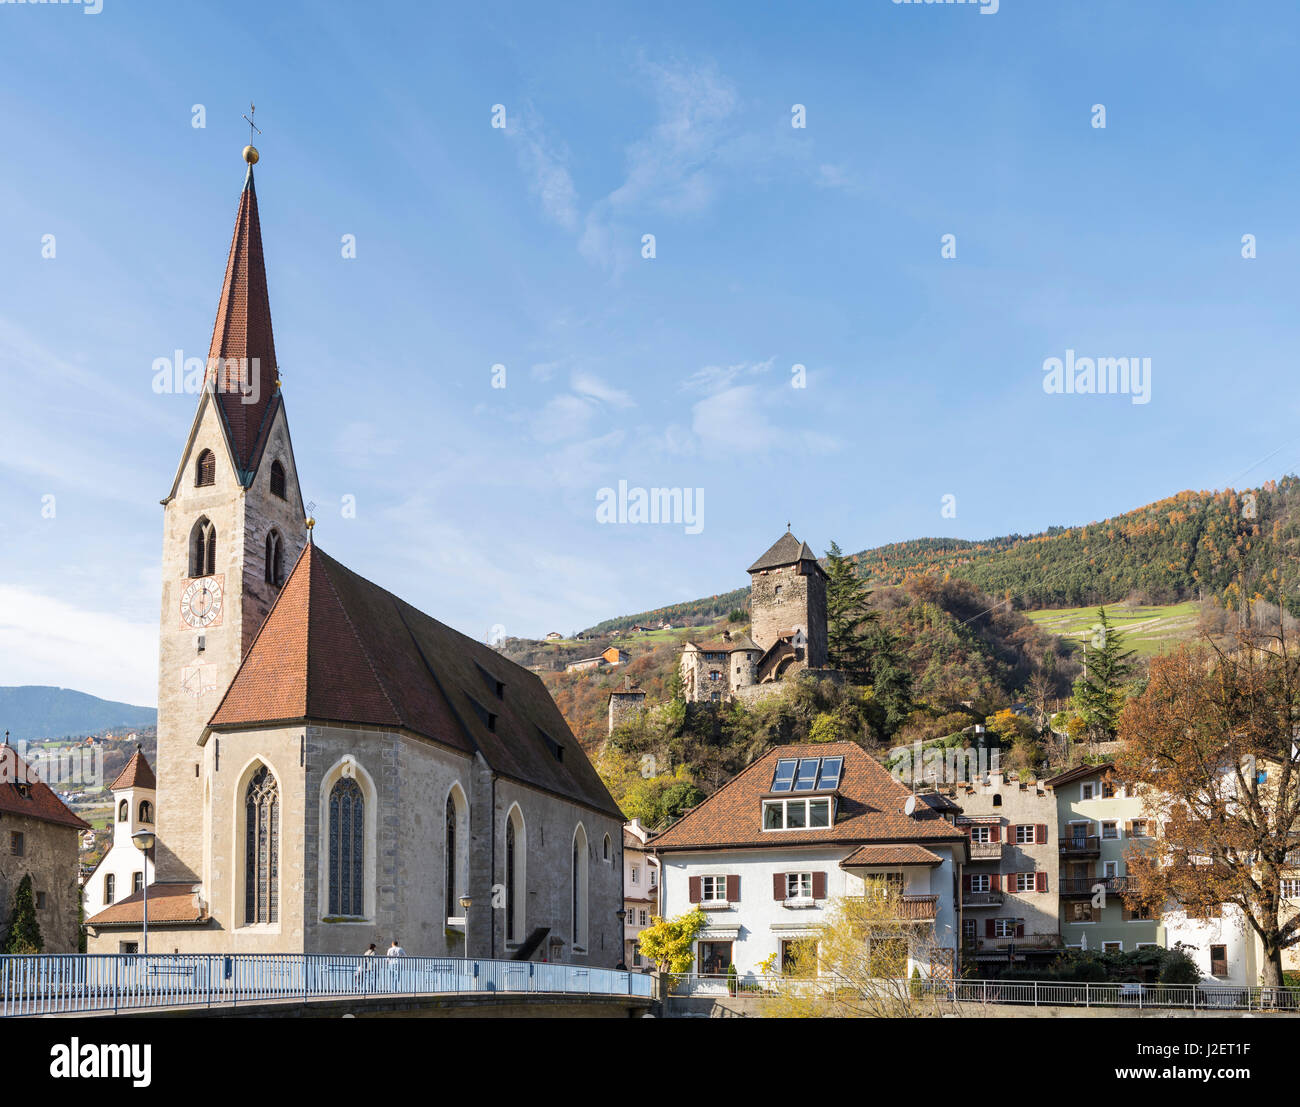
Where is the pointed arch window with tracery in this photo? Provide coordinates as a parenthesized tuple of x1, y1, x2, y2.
(328, 777, 364, 917)
(245, 766, 279, 924)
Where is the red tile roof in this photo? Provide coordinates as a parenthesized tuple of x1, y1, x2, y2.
(207, 165, 281, 477)
(651, 742, 966, 852)
(840, 844, 944, 867)
(0, 745, 91, 831)
(86, 883, 208, 927)
(109, 747, 156, 792)
(208, 543, 622, 819)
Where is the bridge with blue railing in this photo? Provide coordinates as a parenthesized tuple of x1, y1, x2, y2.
(0, 953, 655, 1018)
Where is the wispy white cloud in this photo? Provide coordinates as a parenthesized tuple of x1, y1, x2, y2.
(506, 106, 580, 231)
(0, 585, 157, 707)
(682, 356, 775, 395)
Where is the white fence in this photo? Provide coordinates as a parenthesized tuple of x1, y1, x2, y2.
(666, 973, 1300, 1012)
(0, 953, 655, 1017)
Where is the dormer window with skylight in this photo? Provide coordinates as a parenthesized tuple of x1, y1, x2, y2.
(763, 755, 842, 829)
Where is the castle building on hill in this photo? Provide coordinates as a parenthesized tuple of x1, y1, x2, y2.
(84, 148, 623, 964)
(680, 529, 831, 704)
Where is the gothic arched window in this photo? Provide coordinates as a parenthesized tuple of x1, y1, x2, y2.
(505, 807, 525, 943)
(139, 800, 153, 824)
(265, 530, 283, 587)
(328, 777, 364, 917)
(270, 459, 287, 500)
(189, 517, 216, 578)
(572, 825, 589, 950)
(245, 765, 280, 925)
(195, 449, 215, 487)
(118, 799, 128, 822)
(445, 795, 457, 919)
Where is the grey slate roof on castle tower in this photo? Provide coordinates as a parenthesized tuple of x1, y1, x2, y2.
(747, 530, 822, 574)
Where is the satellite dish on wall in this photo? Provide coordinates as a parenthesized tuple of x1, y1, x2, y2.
(904, 795, 917, 817)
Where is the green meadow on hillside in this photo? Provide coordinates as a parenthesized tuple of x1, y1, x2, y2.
(1023, 601, 1201, 658)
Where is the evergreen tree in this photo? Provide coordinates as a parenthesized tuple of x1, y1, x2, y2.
(825, 542, 913, 738)
(1071, 606, 1135, 742)
(2, 873, 44, 954)
(825, 541, 876, 682)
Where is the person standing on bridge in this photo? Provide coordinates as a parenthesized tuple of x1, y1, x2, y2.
(386, 939, 405, 990)
(354, 942, 377, 988)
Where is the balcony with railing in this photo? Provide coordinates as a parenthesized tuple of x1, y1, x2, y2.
(962, 890, 1004, 908)
(968, 841, 1004, 861)
(1059, 876, 1126, 898)
(1059, 835, 1101, 859)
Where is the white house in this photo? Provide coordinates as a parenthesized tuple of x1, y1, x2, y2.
(652, 742, 967, 980)
(623, 819, 660, 969)
(81, 748, 156, 922)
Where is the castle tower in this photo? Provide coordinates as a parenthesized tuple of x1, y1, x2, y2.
(747, 528, 829, 669)
(152, 149, 308, 884)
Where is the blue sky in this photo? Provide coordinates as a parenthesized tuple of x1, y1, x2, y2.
(2, 0, 1299, 707)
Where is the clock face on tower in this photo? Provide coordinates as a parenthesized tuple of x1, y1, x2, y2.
(180, 575, 224, 629)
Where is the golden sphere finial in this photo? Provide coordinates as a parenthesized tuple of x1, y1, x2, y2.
(243, 145, 260, 165)
(306, 516, 316, 530)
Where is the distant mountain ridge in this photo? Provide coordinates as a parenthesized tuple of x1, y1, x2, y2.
(580, 477, 1300, 635)
(0, 686, 157, 743)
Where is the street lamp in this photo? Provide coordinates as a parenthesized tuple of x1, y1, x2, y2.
(131, 830, 155, 955)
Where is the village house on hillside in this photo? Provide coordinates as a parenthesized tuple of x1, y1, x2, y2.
(565, 646, 629, 673)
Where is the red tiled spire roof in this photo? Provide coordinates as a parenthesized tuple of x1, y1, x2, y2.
(109, 746, 156, 792)
(207, 164, 281, 476)
(208, 544, 622, 819)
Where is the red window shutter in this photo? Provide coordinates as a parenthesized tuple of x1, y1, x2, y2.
(726, 874, 740, 903)
(990, 874, 1000, 892)
(963, 874, 972, 893)
(1015, 919, 1025, 938)
(1006, 825, 1016, 844)
(1036, 871, 1048, 894)
(1036, 823, 1048, 845)
(773, 873, 785, 901)
(812, 871, 827, 900)
(688, 877, 702, 904)
(989, 824, 1001, 843)
(985, 918, 996, 938)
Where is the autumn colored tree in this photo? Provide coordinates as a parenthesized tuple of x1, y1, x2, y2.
(637, 908, 708, 975)
(765, 892, 943, 1018)
(1117, 623, 1300, 987)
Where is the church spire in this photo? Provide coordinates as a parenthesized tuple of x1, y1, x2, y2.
(206, 144, 280, 477)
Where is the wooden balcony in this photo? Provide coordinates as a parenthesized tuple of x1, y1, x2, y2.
(969, 841, 1004, 861)
(895, 895, 938, 921)
(1059, 835, 1101, 859)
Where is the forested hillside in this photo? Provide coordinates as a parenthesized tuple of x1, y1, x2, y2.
(543, 574, 1078, 753)
(579, 477, 1300, 635)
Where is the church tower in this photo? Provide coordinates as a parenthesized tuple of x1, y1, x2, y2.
(747, 528, 829, 669)
(153, 148, 308, 885)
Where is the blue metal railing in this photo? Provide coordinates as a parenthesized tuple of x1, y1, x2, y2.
(0, 953, 655, 1017)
